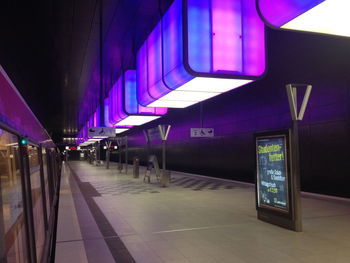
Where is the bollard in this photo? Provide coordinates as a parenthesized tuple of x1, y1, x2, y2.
(133, 157, 140, 178)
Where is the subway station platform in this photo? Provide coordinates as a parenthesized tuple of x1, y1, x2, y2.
(55, 161, 350, 263)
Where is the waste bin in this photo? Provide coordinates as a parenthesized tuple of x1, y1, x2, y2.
(133, 157, 140, 178)
(117, 162, 123, 172)
(160, 170, 171, 187)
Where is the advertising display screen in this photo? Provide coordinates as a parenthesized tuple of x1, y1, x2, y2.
(256, 134, 289, 212)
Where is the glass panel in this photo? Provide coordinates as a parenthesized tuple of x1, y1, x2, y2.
(116, 76, 127, 121)
(147, 22, 169, 99)
(109, 82, 120, 124)
(136, 41, 154, 106)
(162, 0, 194, 90)
(51, 155, 57, 192)
(104, 99, 112, 127)
(187, 0, 212, 72)
(28, 145, 45, 262)
(0, 128, 28, 262)
(41, 148, 50, 220)
(211, 0, 243, 73)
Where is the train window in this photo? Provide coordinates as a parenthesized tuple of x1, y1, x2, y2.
(0, 129, 28, 262)
(41, 148, 50, 219)
(27, 145, 45, 262)
(51, 155, 57, 191)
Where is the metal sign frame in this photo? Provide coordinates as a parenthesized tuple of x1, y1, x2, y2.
(254, 83, 311, 232)
(254, 129, 300, 230)
(255, 130, 293, 218)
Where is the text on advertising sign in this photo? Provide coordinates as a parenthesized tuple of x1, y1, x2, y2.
(256, 134, 289, 212)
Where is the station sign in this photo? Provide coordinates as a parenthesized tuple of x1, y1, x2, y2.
(88, 127, 116, 138)
(190, 128, 214, 138)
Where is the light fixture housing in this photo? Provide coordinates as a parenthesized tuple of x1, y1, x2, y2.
(93, 108, 100, 127)
(108, 70, 167, 126)
(104, 98, 113, 127)
(77, 113, 102, 144)
(257, 0, 350, 37)
(137, 0, 265, 108)
(87, 138, 103, 142)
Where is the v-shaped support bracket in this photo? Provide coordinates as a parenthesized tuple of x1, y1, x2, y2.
(158, 125, 171, 141)
(286, 84, 312, 121)
(116, 136, 127, 146)
(105, 140, 112, 148)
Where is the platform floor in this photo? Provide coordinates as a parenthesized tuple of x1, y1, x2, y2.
(55, 161, 350, 263)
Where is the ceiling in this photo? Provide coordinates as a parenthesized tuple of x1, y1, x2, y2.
(1, 0, 173, 142)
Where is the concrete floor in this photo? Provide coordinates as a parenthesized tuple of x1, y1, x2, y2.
(56, 161, 350, 263)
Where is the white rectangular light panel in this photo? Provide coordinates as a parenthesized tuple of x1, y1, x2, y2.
(176, 77, 252, 92)
(149, 100, 198, 108)
(282, 0, 350, 37)
(158, 90, 219, 102)
(87, 139, 103, 142)
(116, 116, 160, 126)
(115, 128, 129, 134)
(148, 77, 252, 108)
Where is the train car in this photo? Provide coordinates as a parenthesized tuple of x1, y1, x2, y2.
(0, 65, 61, 263)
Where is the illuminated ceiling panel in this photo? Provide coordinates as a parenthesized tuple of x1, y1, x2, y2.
(108, 70, 167, 126)
(136, 0, 265, 108)
(115, 128, 129, 134)
(116, 116, 161, 126)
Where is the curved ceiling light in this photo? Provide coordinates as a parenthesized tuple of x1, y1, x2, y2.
(104, 100, 131, 134)
(77, 122, 88, 145)
(108, 70, 167, 126)
(257, 0, 350, 37)
(78, 113, 106, 145)
(137, 0, 266, 108)
(88, 114, 94, 128)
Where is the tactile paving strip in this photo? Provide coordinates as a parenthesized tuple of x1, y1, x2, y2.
(90, 176, 244, 196)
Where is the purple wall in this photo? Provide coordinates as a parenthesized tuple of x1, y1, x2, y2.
(117, 28, 350, 198)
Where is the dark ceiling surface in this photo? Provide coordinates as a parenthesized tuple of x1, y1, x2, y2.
(1, 0, 173, 142)
(1, 0, 59, 137)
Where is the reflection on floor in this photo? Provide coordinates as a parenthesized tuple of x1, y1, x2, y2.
(55, 161, 350, 263)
